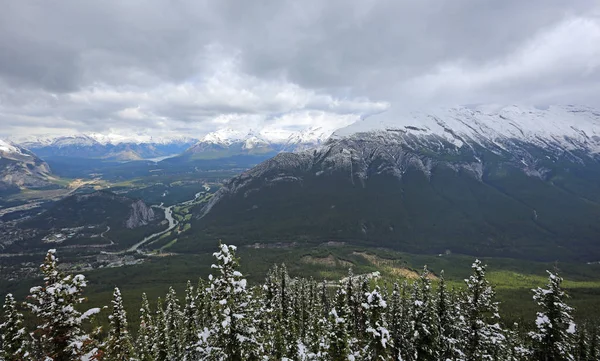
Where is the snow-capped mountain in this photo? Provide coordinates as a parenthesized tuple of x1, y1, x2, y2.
(14, 134, 199, 161)
(186, 124, 342, 157)
(0, 139, 54, 193)
(14, 133, 198, 147)
(332, 104, 600, 153)
(186, 105, 600, 262)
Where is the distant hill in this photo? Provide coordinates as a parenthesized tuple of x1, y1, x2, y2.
(175, 105, 600, 262)
(22, 190, 157, 231)
(9, 190, 164, 252)
(0, 139, 57, 196)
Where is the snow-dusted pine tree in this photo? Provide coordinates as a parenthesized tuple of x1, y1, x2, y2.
(195, 243, 260, 360)
(152, 298, 167, 361)
(281, 265, 300, 360)
(589, 325, 598, 361)
(327, 287, 350, 361)
(398, 281, 416, 361)
(105, 287, 135, 361)
(575, 325, 588, 361)
(164, 287, 183, 361)
(411, 266, 440, 361)
(182, 281, 200, 361)
(304, 279, 328, 360)
(256, 265, 278, 356)
(530, 271, 576, 361)
(136, 293, 155, 361)
(0, 293, 29, 361)
(503, 323, 531, 361)
(463, 259, 505, 361)
(437, 271, 455, 360)
(388, 282, 404, 361)
(26, 249, 101, 361)
(361, 286, 391, 360)
(437, 270, 468, 361)
(195, 277, 211, 330)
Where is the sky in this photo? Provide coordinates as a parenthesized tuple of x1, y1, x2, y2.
(1, 0, 600, 140)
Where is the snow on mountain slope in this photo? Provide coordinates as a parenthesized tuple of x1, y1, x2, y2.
(202, 104, 600, 217)
(201, 128, 250, 146)
(0, 140, 54, 191)
(15, 133, 198, 147)
(190, 123, 345, 155)
(0, 139, 27, 156)
(333, 104, 600, 153)
(11, 134, 199, 161)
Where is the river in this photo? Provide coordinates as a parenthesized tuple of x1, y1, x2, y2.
(118, 203, 177, 254)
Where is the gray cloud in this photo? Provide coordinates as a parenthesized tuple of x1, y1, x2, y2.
(0, 0, 599, 139)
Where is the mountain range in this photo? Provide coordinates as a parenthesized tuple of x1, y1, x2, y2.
(175, 105, 600, 262)
(15, 134, 198, 161)
(10, 124, 341, 162)
(183, 124, 342, 159)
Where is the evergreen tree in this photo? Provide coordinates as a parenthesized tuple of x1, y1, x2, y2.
(298, 278, 310, 342)
(105, 287, 135, 361)
(281, 265, 300, 360)
(164, 287, 183, 361)
(26, 249, 101, 361)
(137, 293, 155, 361)
(0, 293, 29, 361)
(388, 282, 403, 361)
(589, 324, 598, 361)
(530, 271, 576, 361)
(327, 288, 350, 361)
(398, 281, 416, 361)
(463, 259, 505, 361)
(256, 266, 279, 356)
(196, 243, 260, 360)
(183, 281, 200, 361)
(304, 279, 328, 359)
(437, 271, 458, 361)
(152, 298, 168, 361)
(196, 277, 211, 330)
(504, 323, 531, 361)
(361, 286, 391, 360)
(575, 325, 588, 361)
(411, 266, 440, 361)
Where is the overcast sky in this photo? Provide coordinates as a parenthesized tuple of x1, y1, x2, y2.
(1, 0, 600, 140)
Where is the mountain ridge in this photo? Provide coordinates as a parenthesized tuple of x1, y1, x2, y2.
(177, 105, 600, 261)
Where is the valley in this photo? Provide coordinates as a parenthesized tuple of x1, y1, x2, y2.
(2, 105, 600, 326)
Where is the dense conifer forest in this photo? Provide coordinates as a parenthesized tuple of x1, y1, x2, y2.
(1, 244, 598, 361)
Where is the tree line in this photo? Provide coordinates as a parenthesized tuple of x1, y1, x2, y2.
(1, 244, 599, 360)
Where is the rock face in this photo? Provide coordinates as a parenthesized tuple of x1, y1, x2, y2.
(181, 105, 600, 262)
(125, 200, 155, 229)
(0, 139, 54, 193)
(23, 190, 157, 231)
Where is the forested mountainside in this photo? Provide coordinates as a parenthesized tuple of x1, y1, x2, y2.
(1, 245, 597, 361)
(179, 105, 600, 262)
